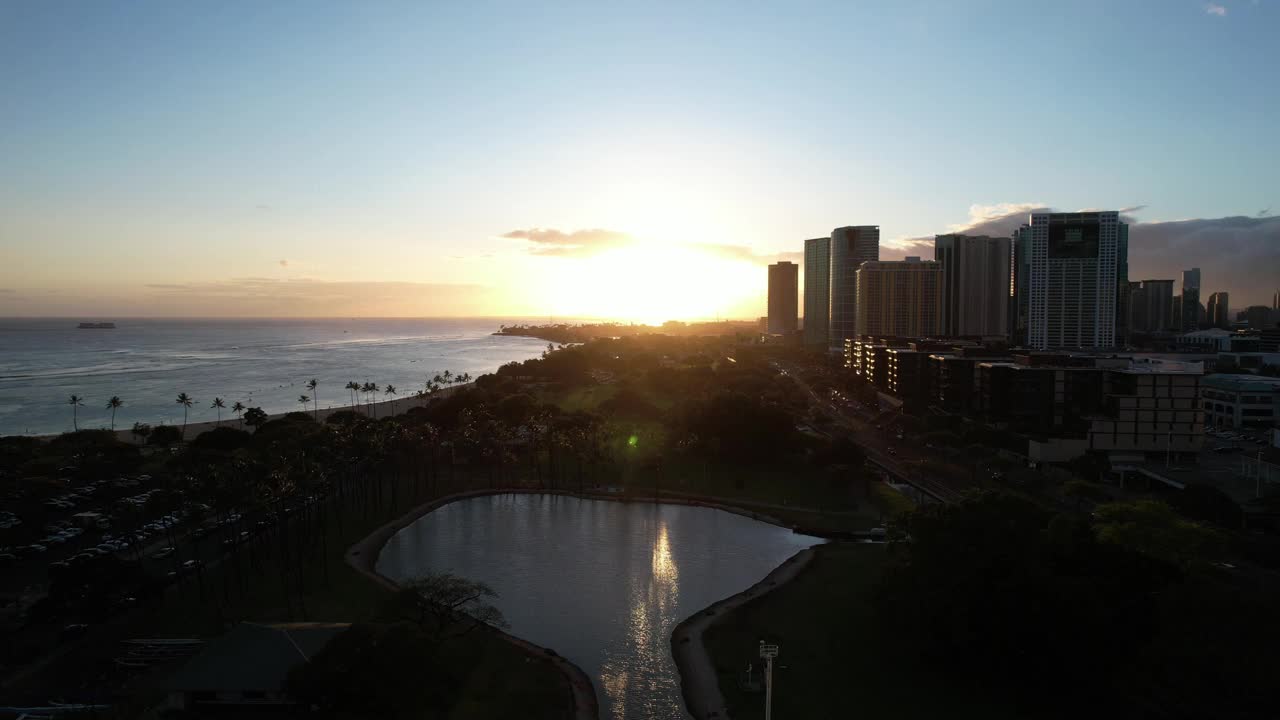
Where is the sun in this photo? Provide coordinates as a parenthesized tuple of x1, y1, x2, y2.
(538, 241, 762, 324)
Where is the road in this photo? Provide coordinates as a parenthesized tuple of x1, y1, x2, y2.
(778, 362, 970, 504)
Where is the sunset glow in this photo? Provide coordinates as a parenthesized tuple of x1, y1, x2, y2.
(536, 242, 764, 324)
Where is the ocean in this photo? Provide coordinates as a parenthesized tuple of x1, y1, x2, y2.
(0, 318, 552, 437)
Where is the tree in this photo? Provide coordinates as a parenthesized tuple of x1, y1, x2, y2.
(298, 394, 311, 414)
(363, 382, 380, 418)
(346, 380, 360, 410)
(397, 571, 508, 643)
(1093, 500, 1225, 568)
(243, 406, 268, 430)
(384, 384, 397, 415)
(1169, 483, 1244, 530)
(211, 397, 225, 426)
(106, 396, 123, 430)
(287, 623, 456, 717)
(306, 378, 319, 420)
(130, 421, 151, 443)
(149, 425, 182, 446)
(231, 401, 246, 428)
(175, 392, 194, 438)
(68, 394, 84, 431)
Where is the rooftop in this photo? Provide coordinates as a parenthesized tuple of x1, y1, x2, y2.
(1201, 374, 1280, 392)
(159, 622, 349, 693)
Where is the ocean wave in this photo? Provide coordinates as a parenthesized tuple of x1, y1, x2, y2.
(0, 361, 196, 381)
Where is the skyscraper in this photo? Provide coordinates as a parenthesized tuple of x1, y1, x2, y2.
(1207, 291, 1230, 329)
(1017, 211, 1125, 349)
(803, 237, 830, 346)
(828, 225, 879, 348)
(1132, 279, 1175, 332)
(854, 258, 942, 337)
(934, 234, 1010, 337)
(1181, 268, 1201, 332)
(766, 261, 798, 334)
(1127, 281, 1147, 334)
(1115, 223, 1131, 344)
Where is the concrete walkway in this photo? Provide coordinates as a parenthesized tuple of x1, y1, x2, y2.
(670, 547, 818, 720)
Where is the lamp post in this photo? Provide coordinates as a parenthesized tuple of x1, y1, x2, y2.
(759, 641, 779, 720)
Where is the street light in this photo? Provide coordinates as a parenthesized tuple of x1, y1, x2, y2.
(759, 640, 779, 720)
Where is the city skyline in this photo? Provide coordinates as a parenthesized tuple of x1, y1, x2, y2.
(2, 2, 1278, 318)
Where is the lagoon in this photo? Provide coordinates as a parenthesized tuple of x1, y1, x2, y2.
(377, 493, 823, 719)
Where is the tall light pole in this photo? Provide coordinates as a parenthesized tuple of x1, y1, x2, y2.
(759, 640, 779, 720)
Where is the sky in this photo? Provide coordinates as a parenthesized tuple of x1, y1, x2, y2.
(1, 0, 1277, 321)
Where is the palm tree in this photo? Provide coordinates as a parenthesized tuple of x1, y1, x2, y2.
(231, 401, 246, 428)
(345, 381, 359, 410)
(68, 394, 84, 431)
(384, 384, 397, 415)
(175, 393, 193, 438)
(306, 379, 319, 420)
(106, 396, 123, 431)
(211, 397, 226, 426)
(298, 394, 311, 414)
(442, 370, 453, 385)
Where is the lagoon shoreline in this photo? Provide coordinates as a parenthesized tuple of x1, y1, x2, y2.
(345, 487, 822, 720)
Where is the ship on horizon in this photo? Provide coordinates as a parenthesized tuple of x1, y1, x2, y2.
(77, 322, 116, 329)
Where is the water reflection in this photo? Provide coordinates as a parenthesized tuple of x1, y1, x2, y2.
(378, 494, 822, 719)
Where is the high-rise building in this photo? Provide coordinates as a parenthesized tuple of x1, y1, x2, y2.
(1181, 268, 1201, 332)
(802, 237, 830, 346)
(1207, 291, 1230, 329)
(1126, 281, 1147, 334)
(934, 234, 1011, 337)
(1273, 289, 1279, 311)
(766, 261, 798, 334)
(1241, 305, 1275, 330)
(828, 225, 879, 348)
(1016, 212, 1125, 349)
(854, 258, 942, 338)
(1011, 232, 1030, 344)
(1130, 279, 1175, 332)
(1116, 225, 1131, 344)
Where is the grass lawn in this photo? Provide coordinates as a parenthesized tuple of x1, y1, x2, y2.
(552, 384, 618, 412)
(702, 543, 1026, 720)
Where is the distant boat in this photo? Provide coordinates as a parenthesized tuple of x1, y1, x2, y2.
(77, 322, 116, 329)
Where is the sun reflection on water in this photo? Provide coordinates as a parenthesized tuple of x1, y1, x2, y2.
(599, 518, 686, 718)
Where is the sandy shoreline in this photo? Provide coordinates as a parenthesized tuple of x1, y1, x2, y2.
(344, 487, 823, 720)
(34, 383, 472, 443)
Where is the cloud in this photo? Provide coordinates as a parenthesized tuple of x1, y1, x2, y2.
(895, 203, 1280, 306)
(503, 227, 798, 265)
(501, 228, 632, 257)
(278, 259, 289, 267)
(1206, 3, 1227, 15)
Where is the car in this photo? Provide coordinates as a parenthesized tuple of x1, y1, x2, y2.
(152, 547, 175, 560)
(182, 559, 203, 569)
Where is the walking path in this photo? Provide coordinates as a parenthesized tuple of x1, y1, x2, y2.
(670, 546, 818, 720)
